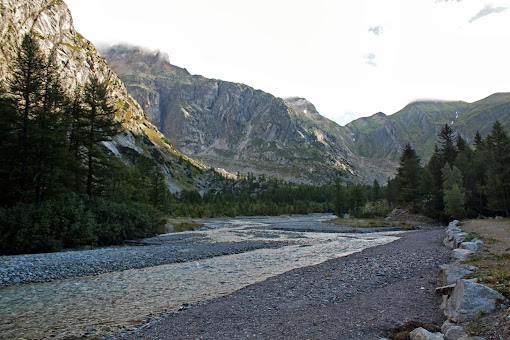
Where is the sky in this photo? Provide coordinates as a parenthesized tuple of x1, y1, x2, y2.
(64, 0, 510, 126)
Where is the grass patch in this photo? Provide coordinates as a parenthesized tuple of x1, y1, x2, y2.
(466, 231, 497, 244)
(464, 313, 489, 336)
(325, 217, 415, 229)
(172, 221, 205, 232)
(461, 219, 510, 297)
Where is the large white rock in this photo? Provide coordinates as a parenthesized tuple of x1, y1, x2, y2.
(452, 249, 473, 262)
(447, 279, 504, 322)
(410, 327, 444, 340)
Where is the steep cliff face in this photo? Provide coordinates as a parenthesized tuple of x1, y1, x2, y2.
(102, 45, 370, 183)
(0, 0, 212, 192)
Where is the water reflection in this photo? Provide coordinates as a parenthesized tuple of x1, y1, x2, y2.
(0, 216, 400, 339)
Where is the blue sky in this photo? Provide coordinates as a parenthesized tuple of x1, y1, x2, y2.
(65, 0, 510, 125)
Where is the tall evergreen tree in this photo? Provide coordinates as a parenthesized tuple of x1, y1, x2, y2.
(395, 143, 422, 204)
(442, 164, 466, 218)
(333, 177, 345, 217)
(437, 124, 457, 166)
(485, 121, 510, 216)
(81, 76, 120, 197)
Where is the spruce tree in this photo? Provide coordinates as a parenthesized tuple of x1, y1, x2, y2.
(442, 164, 466, 218)
(485, 121, 510, 216)
(395, 143, 422, 204)
(81, 76, 120, 197)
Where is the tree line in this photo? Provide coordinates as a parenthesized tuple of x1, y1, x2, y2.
(387, 122, 510, 220)
(0, 34, 170, 254)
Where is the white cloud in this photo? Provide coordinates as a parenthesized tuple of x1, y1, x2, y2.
(368, 26, 383, 36)
(364, 53, 377, 67)
(469, 4, 507, 23)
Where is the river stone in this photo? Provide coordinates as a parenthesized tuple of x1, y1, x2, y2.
(452, 249, 473, 262)
(444, 325, 467, 340)
(438, 263, 478, 286)
(459, 242, 479, 252)
(447, 279, 504, 323)
(410, 327, 444, 340)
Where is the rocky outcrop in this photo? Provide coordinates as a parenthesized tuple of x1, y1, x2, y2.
(0, 0, 213, 192)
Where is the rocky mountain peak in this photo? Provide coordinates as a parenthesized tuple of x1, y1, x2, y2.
(99, 44, 188, 77)
(284, 97, 320, 118)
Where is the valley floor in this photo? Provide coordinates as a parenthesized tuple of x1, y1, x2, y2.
(116, 228, 451, 340)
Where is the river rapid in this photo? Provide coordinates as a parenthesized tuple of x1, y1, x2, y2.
(0, 215, 401, 339)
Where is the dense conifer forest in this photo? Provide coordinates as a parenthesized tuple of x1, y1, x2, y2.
(387, 122, 510, 220)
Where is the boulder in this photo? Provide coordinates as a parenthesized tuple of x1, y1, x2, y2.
(444, 325, 467, 340)
(438, 263, 478, 286)
(441, 320, 455, 334)
(451, 220, 460, 226)
(410, 327, 444, 340)
(459, 242, 479, 252)
(452, 249, 473, 262)
(471, 238, 484, 247)
(447, 279, 504, 323)
(453, 232, 469, 248)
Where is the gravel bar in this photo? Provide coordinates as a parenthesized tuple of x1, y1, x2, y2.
(116, 228, 451, 340)
(0, 232, 288, 287)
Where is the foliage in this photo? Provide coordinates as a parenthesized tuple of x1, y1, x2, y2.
(388, 120, 510, 220)
(0, 33, 168, 254)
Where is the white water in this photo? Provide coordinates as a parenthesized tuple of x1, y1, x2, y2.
(0, 216, 400, 339)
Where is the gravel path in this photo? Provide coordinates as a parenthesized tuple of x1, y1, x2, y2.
(116, 229, 451, 340)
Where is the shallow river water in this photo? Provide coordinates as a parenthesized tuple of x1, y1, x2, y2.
(0, 215, 401, 339)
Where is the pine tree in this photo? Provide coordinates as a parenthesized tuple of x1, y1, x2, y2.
(81, 76, 120, 197)
(442, 164, 466, 218)
(372, 179, 381, 201)
(333, 177, 345, 217)
(438, 124, 457, 166)
(395, 143, 422, 204)
(485, 121, 510, 216)
(2, 33, 69, 204)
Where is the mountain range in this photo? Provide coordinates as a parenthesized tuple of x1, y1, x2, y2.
(2, 0, 509, 190)
(101, 44, 510, 184)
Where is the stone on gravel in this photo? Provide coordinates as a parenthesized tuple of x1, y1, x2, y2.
(459, 242, 479, 252)
(438, 263, 478, 286)
(447, 279, 504, 323)
(452, 249, 473, 262)
(444, 325, 467, 340)
(410, 327, 444, 340)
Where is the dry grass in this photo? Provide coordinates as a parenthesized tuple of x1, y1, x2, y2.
(461, 219, 510, 297)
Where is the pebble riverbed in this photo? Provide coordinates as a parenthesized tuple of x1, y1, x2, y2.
(0, 215, 404, 339)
